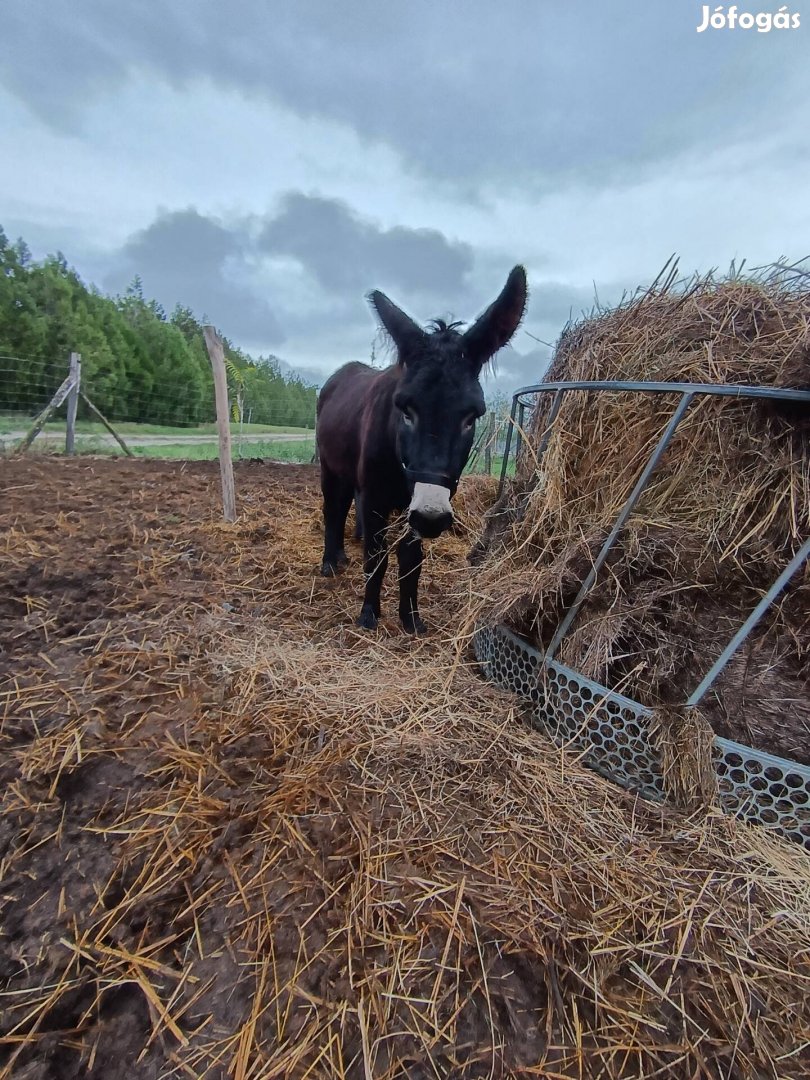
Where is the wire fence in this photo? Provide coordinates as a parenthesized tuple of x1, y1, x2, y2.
(0, 353, 318, 464)
(0, 354, 70, 423)
(1, 352, 509, 473)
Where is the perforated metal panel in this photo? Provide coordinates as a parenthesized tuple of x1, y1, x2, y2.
(714, 742, 810, 850)
(474, 624, 810, 851)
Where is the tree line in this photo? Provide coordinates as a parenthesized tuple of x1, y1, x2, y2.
(0, 228, 318, 429)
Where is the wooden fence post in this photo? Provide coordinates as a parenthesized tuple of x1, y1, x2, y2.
(14, 372, 76, 456)
(65, 352, 81, 455)
(79, 391, 133, 456)
(203, 325, 237, 523)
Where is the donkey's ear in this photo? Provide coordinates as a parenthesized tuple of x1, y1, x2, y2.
(463, 266, 528, 370)
(368, 290, 425, 362)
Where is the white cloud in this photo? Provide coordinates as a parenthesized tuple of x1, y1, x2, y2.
(1, 3, 808, 397)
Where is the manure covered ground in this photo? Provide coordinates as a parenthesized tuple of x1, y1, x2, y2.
(1, 457, 809, 1079)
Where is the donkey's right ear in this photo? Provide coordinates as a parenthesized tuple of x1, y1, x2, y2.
(368, 290, 425, 362)
(462, 266, 528, 371)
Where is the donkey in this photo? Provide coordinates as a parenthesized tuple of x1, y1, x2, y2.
(316, 265, 527, 633)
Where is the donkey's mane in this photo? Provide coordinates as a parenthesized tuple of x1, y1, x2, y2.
(426, 318, 465, 336)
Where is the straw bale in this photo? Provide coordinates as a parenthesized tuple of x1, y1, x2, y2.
(647, 704, 718, 811)
(472, 264, 810, 764)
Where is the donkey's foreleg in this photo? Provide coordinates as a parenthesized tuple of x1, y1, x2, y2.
(397, 532, 426, 635)
(358, 507, 388, 630)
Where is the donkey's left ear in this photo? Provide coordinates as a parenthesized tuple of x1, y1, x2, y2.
(463, 265, 528, 370)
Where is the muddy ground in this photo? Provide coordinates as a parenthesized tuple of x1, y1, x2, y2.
(0, 457, 503, 1078)
(1, 459, 330, 1078)
(1, 457, 809, 1079)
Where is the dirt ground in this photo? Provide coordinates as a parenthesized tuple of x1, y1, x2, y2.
(0, 457, 509, 1078)
(1, 457, 809, 1079)
(0, 459, 318, 1078)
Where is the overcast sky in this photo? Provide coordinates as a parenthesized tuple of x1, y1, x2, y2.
(2, 0, 808, 393)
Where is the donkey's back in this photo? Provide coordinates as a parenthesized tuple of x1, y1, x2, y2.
(316, 361, 380, 485)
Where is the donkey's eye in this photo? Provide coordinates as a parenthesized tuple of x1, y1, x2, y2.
(401, 408, 416, 427)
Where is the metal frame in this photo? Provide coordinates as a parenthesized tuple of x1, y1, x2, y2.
(474, 623, 810, 849)
(481, 379, 810, 845)
(497, 379, 810, 695)
(499, 379, 810, 496)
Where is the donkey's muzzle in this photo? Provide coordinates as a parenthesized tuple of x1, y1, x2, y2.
(405, 467, 452, 487)
(409, 510, 453, 539)
(408, 482, 453, 539)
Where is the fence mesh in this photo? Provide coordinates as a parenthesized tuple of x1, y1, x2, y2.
(2, 353, 512, 470)
(0, 353, 318, 463)
(464, 415, 513, 476)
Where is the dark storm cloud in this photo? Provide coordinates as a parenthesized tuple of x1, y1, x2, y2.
(3, 0, 806, 187)
(108, 209, 284, 343)
(100, 200, 615, 385)
(495, 347, 553, 391)
(99, 199, 481, 360)
(258, 193, 474, 297)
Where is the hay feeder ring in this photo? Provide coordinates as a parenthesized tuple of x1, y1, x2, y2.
(477, 379, 810, 850)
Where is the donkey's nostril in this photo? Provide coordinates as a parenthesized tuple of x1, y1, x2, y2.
(415, 505, 453, 520)
(408, 509, 453, 539)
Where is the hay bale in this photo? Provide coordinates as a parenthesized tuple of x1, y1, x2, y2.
(472, 265, 810, 764)
(648, 704, 718, 811)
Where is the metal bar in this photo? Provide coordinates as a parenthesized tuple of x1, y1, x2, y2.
(687, 535, 810, 706)
(515, 402, 526, 472)
(512, 379, 810, 403)
(497, 395, 519, 497)
(545, 391, 695, 661)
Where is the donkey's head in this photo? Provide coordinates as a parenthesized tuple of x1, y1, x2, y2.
(368, 266, 527, 539)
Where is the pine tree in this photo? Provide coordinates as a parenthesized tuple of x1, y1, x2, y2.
(0, 226, 319, 430)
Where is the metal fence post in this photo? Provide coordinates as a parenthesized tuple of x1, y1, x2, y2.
(498, 397, 519, 496)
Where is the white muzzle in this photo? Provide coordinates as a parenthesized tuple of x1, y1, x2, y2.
(408, 482, 453, 520)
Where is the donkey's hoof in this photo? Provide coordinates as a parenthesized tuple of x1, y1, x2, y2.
(321, 562, 337, 578)
(401, 614, 428, 636)
(357, 606, 379, 630)
(336, 550, 349, 567)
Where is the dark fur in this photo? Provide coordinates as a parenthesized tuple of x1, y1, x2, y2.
(316, 266, 528, 633)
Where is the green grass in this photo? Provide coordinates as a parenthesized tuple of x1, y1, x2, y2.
(463, 454, 515, 479)
(0, 415, 312, 437)
(96, 437, 318, 463)
(492, 454, 516, 478)
(2, 414, 515, 474)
